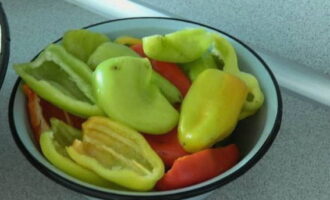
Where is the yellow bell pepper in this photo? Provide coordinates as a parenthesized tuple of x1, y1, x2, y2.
(114, 36, 142, 46)
(40, 118, 114, 188)
(236, 72, 265, 119)
(179, 69, 248, 153)
(66, 116, 165, 191)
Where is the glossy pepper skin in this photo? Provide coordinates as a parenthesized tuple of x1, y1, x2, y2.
(86, 41, 182, 104)
(14, 44, 103, 117)
(93, 56, 179, 134)
(66, 116, 165, 191)
(179, 69, 248, 153)
(155, 144, 240, 190)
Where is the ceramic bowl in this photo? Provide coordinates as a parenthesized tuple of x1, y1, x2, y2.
(9, 17, 282, 200)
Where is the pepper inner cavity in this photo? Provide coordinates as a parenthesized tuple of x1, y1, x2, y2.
(26, 61, 92, 103)
(83, 126, 153, 175)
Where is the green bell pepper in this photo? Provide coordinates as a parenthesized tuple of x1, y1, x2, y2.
(211, 34, 240, 73)
(151, 71, 183, 104)
(87, 42, 139, 70)
(62, 29, 110, 63)
(14, 44, 103, 117)
(86, 41, 182, 104)
(180, 51, 220, 81)
(93, 56, 179, 134)
(179, 69, 248, 153)
(143, 28, 212, 63)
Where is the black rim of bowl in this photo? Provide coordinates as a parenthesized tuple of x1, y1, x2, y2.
(0, 3, 10, 91)
(8, 17, 282, 200)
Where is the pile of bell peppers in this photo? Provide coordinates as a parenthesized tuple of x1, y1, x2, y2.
(14, 28, 264, 191)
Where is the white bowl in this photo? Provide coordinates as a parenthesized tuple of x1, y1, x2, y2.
(9, 17, 282, 200)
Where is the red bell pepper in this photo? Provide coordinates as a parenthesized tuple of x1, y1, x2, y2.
(130, 43, 146, 57)
(23, 84, 50, 143)
(155, 144, 240, 191)
(23, 85, 85, 143)
(143, 128, 189, 168)
(39, 98, 85, 130)
(151, 60, 191, 96)
(131, 43, 191, 96)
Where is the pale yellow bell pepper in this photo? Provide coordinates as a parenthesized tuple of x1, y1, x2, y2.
(179, 69, 248, 153)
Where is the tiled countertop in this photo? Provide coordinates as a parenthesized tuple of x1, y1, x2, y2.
(0, 0, 329, 199)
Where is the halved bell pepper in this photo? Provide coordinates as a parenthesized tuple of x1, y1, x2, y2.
(40, 118, 114, 188)
(93, 56, 179, 134)
(14, 44, 103, 117)
(212, 34, 264, 119)
(23, 84, 85, 143)
(62, 29, 110, 63)
(179, 69, 248, 153)
(23, 84, 50, 143)
(66, 116, 165, 191)
(143, 28, 212, 63)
